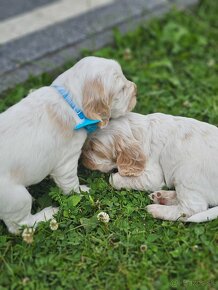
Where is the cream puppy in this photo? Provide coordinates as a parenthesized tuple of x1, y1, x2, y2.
(82, 112, 218, 223)
(0, 56, 137, 233)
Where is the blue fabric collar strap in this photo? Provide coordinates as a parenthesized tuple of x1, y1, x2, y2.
(51, 85, 100, 133)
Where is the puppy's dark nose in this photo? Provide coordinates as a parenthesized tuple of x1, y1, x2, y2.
(111, 168, 118, 173)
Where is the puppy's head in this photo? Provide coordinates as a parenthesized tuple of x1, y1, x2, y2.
(82, 118, 145, 176)
(77, 57, 137, 127)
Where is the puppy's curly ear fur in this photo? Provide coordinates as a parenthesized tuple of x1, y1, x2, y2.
(82, 77, 111, 128)
(115, 137, 146, 176)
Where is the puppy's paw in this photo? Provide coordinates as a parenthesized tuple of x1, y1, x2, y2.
(149, 191, 166, 205)
(149, 190, 177, 205)
(42, 206, 59, 221)
(109, 173, 121, 189)
(32, 206, 59, 226)
(79, 185, 90, 193)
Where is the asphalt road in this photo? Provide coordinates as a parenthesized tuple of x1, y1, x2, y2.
(0, 0, 198, 93)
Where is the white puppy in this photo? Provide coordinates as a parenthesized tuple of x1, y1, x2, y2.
(0, 56, 137, 233)
(82, 112, 218, 223)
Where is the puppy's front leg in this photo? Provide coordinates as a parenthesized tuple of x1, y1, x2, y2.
(51, 159, 90, 194)
(109, 173, 145, 191)
(110, 165, 164, 192)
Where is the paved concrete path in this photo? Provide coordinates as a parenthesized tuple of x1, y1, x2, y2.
(0, 0, 198, 93)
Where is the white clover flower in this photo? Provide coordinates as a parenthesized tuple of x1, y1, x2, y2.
(22, 227, 35, 244)
(123, 48, 132, 60)
(207, 59, 215, 67)
(97, 212, 110, 223)
(22, 277, 30, 285)
(50, 218, 59, 231)
(140, 244, 148, 252)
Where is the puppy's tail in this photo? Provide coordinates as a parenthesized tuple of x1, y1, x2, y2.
(186, 206, 218, 223)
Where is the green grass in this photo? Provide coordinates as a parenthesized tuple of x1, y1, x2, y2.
(0, 1, 218, 289)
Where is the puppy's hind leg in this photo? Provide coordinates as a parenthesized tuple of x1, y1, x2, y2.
(149, 190, 178, 205)
(0, 182, 58, 234)
(147, 187, 208, 222)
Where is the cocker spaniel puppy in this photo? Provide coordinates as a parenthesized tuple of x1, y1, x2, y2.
(82, 112, 218, 223)
(0, 56, 136, 233)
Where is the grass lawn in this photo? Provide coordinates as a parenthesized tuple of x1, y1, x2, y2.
(0, 0, 218, 289)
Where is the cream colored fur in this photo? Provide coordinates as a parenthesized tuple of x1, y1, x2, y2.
(82, 112, 218, 223)
(0, 56, 136, 233)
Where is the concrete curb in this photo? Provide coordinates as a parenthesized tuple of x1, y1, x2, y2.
(0, 0, 198, 93)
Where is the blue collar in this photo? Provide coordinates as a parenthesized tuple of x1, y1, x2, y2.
(51, 85, 100, 133)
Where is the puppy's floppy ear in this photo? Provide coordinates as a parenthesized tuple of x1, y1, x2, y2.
(82, 77, 111, 128)
(115, 137, 146, 177)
